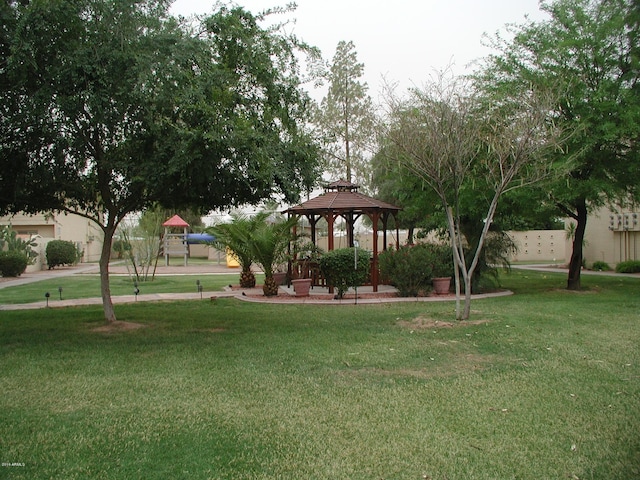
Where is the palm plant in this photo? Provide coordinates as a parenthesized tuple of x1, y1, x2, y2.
(248, 214, 299, 296)
(206, 213, 269, 288)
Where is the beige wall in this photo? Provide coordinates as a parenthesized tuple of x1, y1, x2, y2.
(581, 206, 640, 267)
(507, 230, 568, 263)
(0, 212, 103, 270)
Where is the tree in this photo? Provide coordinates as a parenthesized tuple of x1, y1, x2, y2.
(314, 41, 376, 187)
(207, 212, 267, 289)
(370, 144, 440, 244)
(0, 1, 320, 322)
(477, 0, 640, 289)
(383, 72, 566, 320)
(247, 213, 299, 297)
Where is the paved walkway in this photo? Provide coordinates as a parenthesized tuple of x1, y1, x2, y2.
(0, 262, 515, 310)
(1, 262, 636, 311)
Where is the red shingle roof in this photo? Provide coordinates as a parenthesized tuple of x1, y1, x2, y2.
(286, 181, 400, 214)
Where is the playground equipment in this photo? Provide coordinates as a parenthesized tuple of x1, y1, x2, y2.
(185, 233, 215, 244)
(161, 215, 215, 266)
(162, 215, 189, 266)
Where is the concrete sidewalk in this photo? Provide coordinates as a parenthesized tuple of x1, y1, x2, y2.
(0, 261, 241, 290)
(2, 262, 636, 311)
(0, 282, 514, 311)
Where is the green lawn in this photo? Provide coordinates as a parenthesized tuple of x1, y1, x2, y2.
(0, 273, 244, 304)
(1, 270, 638, 479)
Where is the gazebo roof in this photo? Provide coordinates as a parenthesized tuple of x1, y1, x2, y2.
(286, 180, 400, 215)
(162, 214, 190, 227)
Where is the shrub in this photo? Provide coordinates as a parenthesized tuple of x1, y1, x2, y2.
(46, 240, 81, 269)
(112, 239, 132, 259)
(378, 243, 453, 297)
(0, 251, 29, 277)
(319, 247, 370, 299)
(615, 260, 640, 274)
(591, 260, 611, 271)
(430, 244, 454, 278)
(379, 244, 435, 297)
(0, 225, 38, 265)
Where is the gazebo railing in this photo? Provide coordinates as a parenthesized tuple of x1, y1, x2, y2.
(291, 259, 326, 287)
(291, 258, 379, 288)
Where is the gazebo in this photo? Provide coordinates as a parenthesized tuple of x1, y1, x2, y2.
(285, 180, 401, 292)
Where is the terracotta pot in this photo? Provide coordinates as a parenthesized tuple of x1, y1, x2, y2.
(272, 272, 287, 286)
(292, 278, 312, 297)
(432, 276, 451, 295)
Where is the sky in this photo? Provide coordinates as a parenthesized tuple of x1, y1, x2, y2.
(170, 0, 549, 102)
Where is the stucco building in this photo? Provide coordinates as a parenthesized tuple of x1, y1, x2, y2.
(0, 212, 103, 271)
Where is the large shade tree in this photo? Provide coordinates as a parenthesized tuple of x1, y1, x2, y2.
(477, 0, 640, 289)
(0, 0, 320, 322)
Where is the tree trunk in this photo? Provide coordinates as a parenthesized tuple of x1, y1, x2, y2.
(463, 276, 473, 320)
(263, 275, 279, 296)
(407, 225, 415, 244)
(567, 199, 588, 290)
(100, 224, 117, 323)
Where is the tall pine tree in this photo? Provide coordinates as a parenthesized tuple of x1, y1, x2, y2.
(314, 41, 376, 188)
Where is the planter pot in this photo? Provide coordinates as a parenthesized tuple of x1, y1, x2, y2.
(432, 276, 452, 295)
(292, 278, 312, 297)
(273, 272, 287, 286)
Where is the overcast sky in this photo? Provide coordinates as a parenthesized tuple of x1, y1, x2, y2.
(170, 0, 549, 102)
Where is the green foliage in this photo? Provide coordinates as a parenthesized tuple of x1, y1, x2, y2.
(0, 225, 38, 264)
(248, 214, 299, 296)
(477, 0, 640, 289)
(207, 213, 264, 273)
(314, 40, 375, 187)
(378, 244, 433, 297)
(1, 0, 320, 321)
(318, 247, 370, 299)
(615, 260, 640, 273)
(46, 240, 80, 269)
(111, 239, 132, 259)
(370, 144, 441, 243)
(0, 250, 28, 277)
(591, 260, 611, 271)
(378, 243, 453, 297)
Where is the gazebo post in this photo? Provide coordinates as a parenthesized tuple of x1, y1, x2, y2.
(372, 212, 379, 292)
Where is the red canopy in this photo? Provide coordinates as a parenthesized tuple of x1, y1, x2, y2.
(162, 214, 189, 227)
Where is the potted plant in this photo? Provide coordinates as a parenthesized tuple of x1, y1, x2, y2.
(431, 244, 454, 295)
(291, 277, 312, 296)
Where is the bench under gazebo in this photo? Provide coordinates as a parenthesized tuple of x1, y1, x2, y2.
(285, 180, 401, 292)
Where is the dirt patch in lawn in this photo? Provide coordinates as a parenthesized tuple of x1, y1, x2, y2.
(397, 316, 490, 330)
(343, 353, 496, 381)
(91, 321, 149, 333)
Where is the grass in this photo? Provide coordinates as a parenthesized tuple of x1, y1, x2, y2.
(0, 273, 245, 304)
(1, 270, 639, 479)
